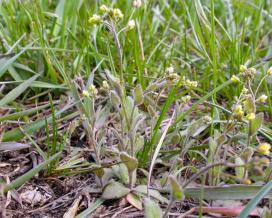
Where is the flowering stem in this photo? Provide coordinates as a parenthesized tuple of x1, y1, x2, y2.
(110, 21, 124, 87)
(247, 121, 252, 147)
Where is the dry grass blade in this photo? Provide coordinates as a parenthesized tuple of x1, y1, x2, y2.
(147, 112, 175, 196)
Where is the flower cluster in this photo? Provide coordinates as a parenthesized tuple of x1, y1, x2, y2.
(102, 80, 110, 90)
(240, 66, 256, 80)
(183, 77, 198, 89)
(181, 95, 191, 104)
(82, 84, 98, 98)
(88, 14, 102, 25)
(166, 67, 198, 89)
(232, 104, 244, 120)
(88, 5, 124, 26)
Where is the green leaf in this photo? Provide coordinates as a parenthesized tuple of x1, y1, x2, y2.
(120, 152, 138, 172)
(235, 157, 245, 180)
(144, 198, 162, 218)
(250, 113, 264, 136)
(0, 37, 27, 78)
(112, 163, 130, 185)
(187, 116, 211, 137)
(169, 176, 183, 201)
(102, 181, 130, 200)
(238, 181, 272, 218)
(133, 84, 144, 105)
(135, 185, 169, 204)
(93, 165, 105, 178)
(4, 152, 61, 192)
(240, 147, 254, 162)
(0, 74, 39, 107)
(126, 193, 143, 210)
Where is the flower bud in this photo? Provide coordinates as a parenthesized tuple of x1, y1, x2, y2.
(112, 8, 124, 20)
(242, 179, 252, 185)
(240, 65, 247, 72)
(233, 104, 244, 120)
(231, 75, 240, 83)
(100, 4, 109, 13)
(257, 94, 268, 103)
(102, 81, 110, 90)
(166, 66, 174, 74)
(82, 90, 90, 97)
(181, 95, 191, 103)
(127, 20, 136, 30)
(133, 0, 142, 8)
(88, 14, 102, 25)
(246, 113, 255, 121)
(267, 67, 272, 76)
(89, 84, 98, 97)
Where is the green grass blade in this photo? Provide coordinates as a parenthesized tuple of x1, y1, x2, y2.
(0, 103, 51, 122)
(1, 102, 76, 142)
(0, 44, 29, 78)
(139, 78, 183, 165)
(238, 181, 272, 218)
(0, 74, 39, 107)
(76, 198, 104, 218)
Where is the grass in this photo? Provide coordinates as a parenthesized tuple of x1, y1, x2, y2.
(0, 0, 272, 217)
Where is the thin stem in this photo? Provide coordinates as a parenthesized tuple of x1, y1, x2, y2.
(110, 21, 124, 87)
(255, 75, 268, 96)
(247, 120, 252, 147)
(162, 199, 174, 218)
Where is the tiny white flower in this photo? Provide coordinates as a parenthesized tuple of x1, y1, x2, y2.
(82, 90, 89, 97)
